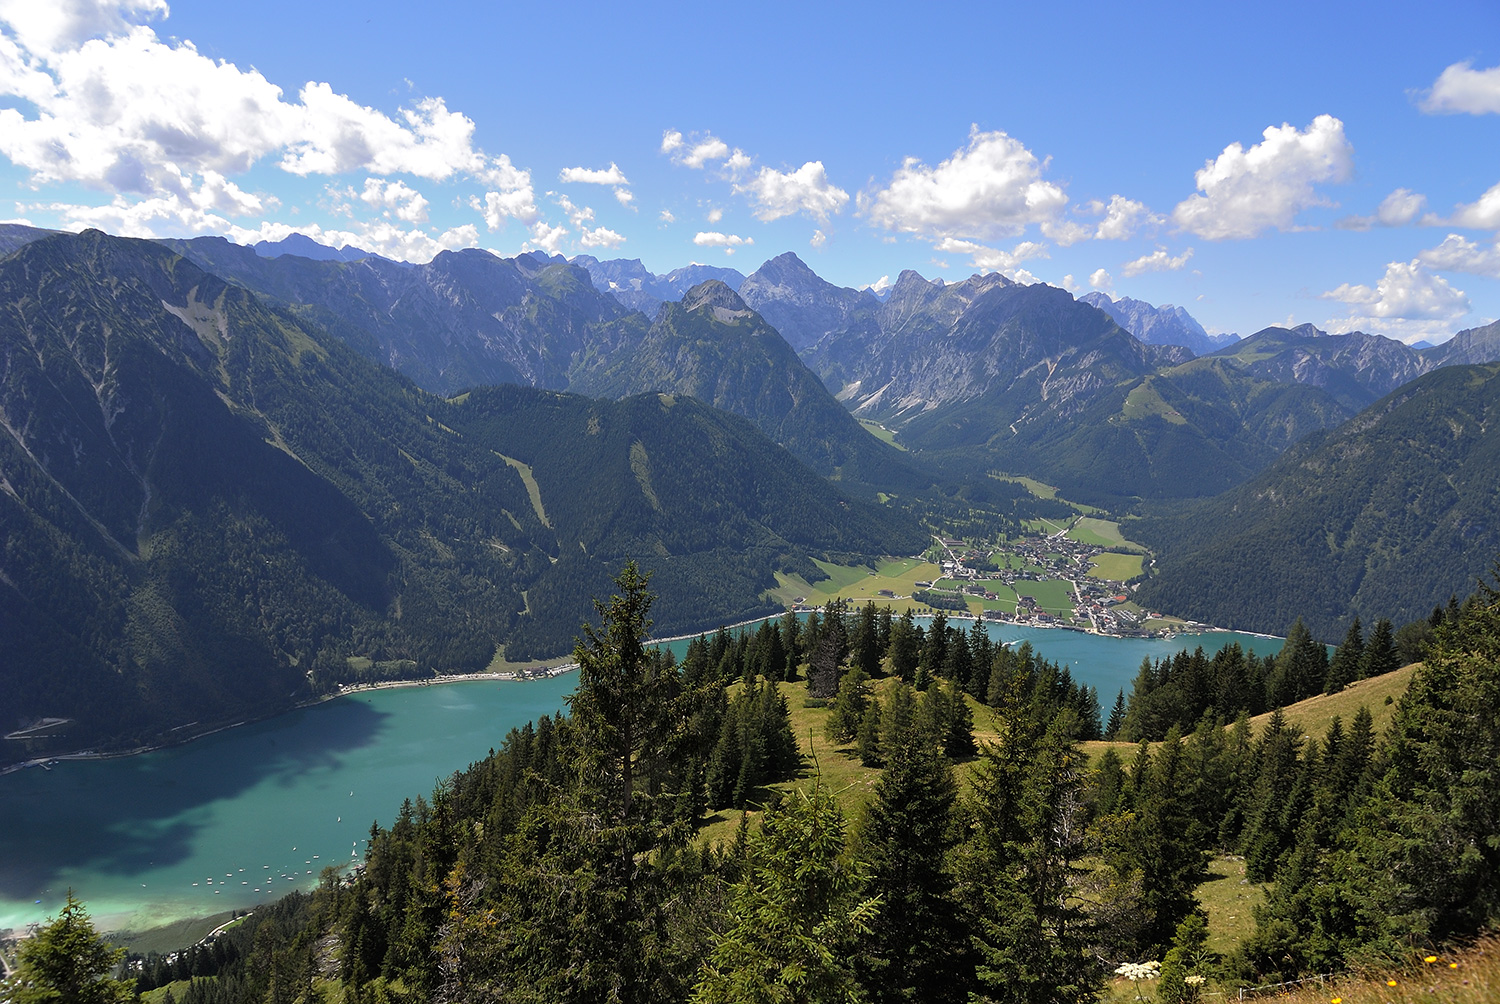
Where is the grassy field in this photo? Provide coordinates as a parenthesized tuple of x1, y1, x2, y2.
(1066, 516, 1146, 553)
(1016, 578, 1077, 616)
(1087, 552, 1144, 581)
(767, 558, 945, 609)
(858, 419, 907, 450)
(1246, 663, 1417, 739)
(1196, 855, 1263, 955)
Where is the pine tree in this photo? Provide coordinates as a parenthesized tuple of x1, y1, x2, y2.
(826, 663, 870, 744)
(1323, 617, 1364, 693)
(1104, 688, 1126, 740)
(1359, 618, 1399, 680)
(691, 785, 878, 1004)
(856, 718, 972, 1004)
(1, 891, 135, 1004)
(889, 610, 920, 683)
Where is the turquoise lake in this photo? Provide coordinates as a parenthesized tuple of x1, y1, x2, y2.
(0, 622, 1280, 936)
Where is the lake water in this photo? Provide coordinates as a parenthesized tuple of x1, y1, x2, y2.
(0, 622, 1279, 936)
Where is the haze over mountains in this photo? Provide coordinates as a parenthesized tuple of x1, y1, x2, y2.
(5, 223, 1500, 757)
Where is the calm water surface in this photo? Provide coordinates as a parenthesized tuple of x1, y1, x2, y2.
(0, 622, 1278, 935)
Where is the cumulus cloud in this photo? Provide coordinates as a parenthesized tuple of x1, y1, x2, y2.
(359, 178, 429, 223)
(524, 220, 567, 255)
(734, 161, 849, 222)
(578, 225, 625, 249)
(1338, 187, 1429, 230)
(1089, 268, 1113, 293)
(226, 217, 476, 263)
(1322, 259, 1470, 342)
(706, 207, 723, 223)
(676, 134, 731, 169)
(558, 162, 629, 186)
(660, 129, 683, 154)
(0, 0, 538, 249)
(1089, 195, 1163, 240)
(861, 125, 1068, 240)
(658, 209, 675, 224)
(692, 230, 752, 254)
(810, 229, 826, 248)
(1121, 246, 1194, 277)
(1419, 233, 1500, 279)
(933, 237, 1048, 276)
(1420, 61, 1500, 115)
(1172, 115, 1353, 239)
(1060, 274, 1080, 293)
(861, 275, 892, 294)
(1443, 180, 1500, 229)
(614, 188, 634, 208)
(0, 0, 167, 56)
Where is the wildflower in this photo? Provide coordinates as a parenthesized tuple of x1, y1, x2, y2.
(1114, 960, 1161, 981)
(1185, 975, 1205, 986)
(1425, 955, 1438, 963)
(1449, 962, 1459, 969)
(1387, 978, 1398, 986)
(1331, 997, 1341, 1003)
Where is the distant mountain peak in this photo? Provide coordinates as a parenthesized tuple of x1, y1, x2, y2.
(681, 279, 753, 320)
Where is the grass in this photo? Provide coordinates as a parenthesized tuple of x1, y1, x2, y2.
(1017, 578, 1077, 616)
(1196, 855, 1264, 955)
(767, 558, 947, 609)
(108, 910, 241, 956)
(858, 419, 907, 450)
(1087, 552, 1144, 581)
(992, 473, 1060, 499)
(1245, 663, 1417, 740)
(1067, 516, 1147, 553)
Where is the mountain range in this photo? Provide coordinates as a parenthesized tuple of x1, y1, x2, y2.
(0, 230, 920, 759)
(5, 223, 1500, 755)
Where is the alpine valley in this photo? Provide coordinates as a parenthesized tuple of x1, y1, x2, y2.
(4, 223, 1500, 764)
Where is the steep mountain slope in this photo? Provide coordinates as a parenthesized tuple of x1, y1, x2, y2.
(1079, 292, 1231, 355)
(1424, 319, 1500, 367)
(1132, 363, 1500, 639)
(0, 231, 920, 760)
(161, 237, 634, 394)
(737, 251, 880, 351)
(568, 281, 927, 488)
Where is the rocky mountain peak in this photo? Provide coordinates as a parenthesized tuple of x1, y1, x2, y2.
(681, 279, 754, 321)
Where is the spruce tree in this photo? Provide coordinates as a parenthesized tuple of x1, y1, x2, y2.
(1, 891, 135, 1004)
(1359, 618, 1399, 679)
(1323, 617, 1364, 693)
(856, 715, 972, 1004)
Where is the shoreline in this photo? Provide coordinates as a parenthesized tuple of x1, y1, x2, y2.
(2, 608, 1252, 776)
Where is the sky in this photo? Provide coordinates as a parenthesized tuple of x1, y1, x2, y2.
(0, 0, 1498, 344)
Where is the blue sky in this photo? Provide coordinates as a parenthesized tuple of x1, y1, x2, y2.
(1, 0, 1497, 343)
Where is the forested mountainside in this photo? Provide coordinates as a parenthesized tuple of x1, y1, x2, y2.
(1132, 363, 1500, 640)
(0, 231, 920, 759)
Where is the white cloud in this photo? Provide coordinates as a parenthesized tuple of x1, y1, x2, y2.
(1338, 187, 1429, 230)
(735, 161, 849, 222)
(810, 229, 826, 248)
(933, 236, 1048, 276)
(1418, 233, 1500, 279)
(554, 193, 594, 227)
(558, 162, 629, 186)
(1060, 274, 1080, 293)
(0, 3, 526, 228)
(861, 275, 892, 294)
(692, 230, 752, 254)
(359, 178, 429, 223)
(1172, 114, 1353, 239)
(1121, 246, 1194, 277)
(1420, 61, 1500, 115)
(1040, 219, 1091, 246)
(658, 209, 675, 224)
(675, 133, 730, 169)
(614, 187, 634, 208)
(524, 220, 567, 255)
(0, 0, 167, 56)
(1443, 180, 1500, 229)
(706, 207, 723, 223)
(1322, 259, 1470, 342)
(1089, 268, 1113, 292)
(725, 149, 751, 173)
(578, 225, 625, 249)
(660, 129, 683, 154)
(1091, 195, 1162, 240)
(861, 125, 1068, 240)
